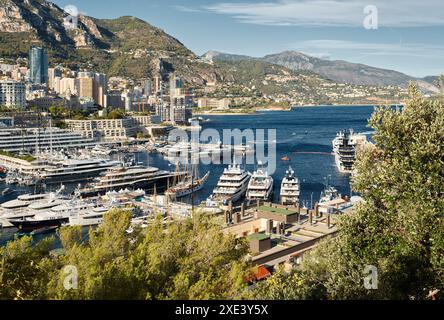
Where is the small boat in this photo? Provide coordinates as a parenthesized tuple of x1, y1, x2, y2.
(281, 156, 290, 161)
(1, 188, 15, 196)
(30, 226, 59, 236)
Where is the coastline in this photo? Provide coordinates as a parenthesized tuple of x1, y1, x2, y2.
(194, 112, 255, 116)
(194, 104, 391, 117)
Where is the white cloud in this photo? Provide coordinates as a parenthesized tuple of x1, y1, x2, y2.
(203, 0, 444, 27)
(302, 52, 332, 59)
(293, 40, 444, 59)
(174, 5, 203, 13)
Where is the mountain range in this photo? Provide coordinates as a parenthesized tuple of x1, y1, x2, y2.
(203, 50, 439, 92)
(0, 0, 439, 97)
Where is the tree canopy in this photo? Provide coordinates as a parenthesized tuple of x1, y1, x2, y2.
(250, 84, 444, 300)
(0, 210, 251, 300)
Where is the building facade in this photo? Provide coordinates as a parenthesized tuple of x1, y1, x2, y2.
(0, 80, 26, 108)
(65, 115, 157, 140)
(28, 46, 48, 85)
(198, 98, 231, 109)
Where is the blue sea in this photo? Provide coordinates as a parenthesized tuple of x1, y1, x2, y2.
(0, 105, 375, 245)
(139, 105, 375, 205)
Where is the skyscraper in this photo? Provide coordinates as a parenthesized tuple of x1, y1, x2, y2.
(28, 46, 48, 85)
(48, 68, 62, 90)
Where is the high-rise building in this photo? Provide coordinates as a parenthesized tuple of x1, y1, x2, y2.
(58, 78, 76, 96)
(153, 76, 162, 94)
(48, 68, 62, 90)
(93, 73, 107, 107)
(169, 105, 192, 125)
(75, 77, 94, 99)
(0, 80, 26, 108)
(169, 73, 183, 99)
(143, 79, 152, 96)
(28, 46, 48, 85)
(156, 103, 171, 122)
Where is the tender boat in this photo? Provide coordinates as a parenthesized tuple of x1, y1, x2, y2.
(1, 188, 15, 196)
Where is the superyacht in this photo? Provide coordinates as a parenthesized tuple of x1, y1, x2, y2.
(37, 158, 122, 184)
(332, 129, 367, 173)
(206, 163, 251, 206)
(9, 199, 106, 231)
(280, 166, 300, 206)
(246, 165, 274, 203)
(78, 165, 182, 197)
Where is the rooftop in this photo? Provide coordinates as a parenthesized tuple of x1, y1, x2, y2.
(257, 205, 297, 216)
(248, 232, 270, 241)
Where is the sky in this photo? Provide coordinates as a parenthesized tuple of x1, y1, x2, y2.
(51, 0, 444, 78)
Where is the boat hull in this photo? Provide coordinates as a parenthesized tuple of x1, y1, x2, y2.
(79, 175, 174, 198)
(9, 217, 69, 232)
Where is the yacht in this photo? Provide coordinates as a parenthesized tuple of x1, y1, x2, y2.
(165, 162, 209, 199)
(319, 186, 341, 204)
(1, 193, 51, 210)
(0, 191, 70, 221)
(332, 129, 367, 173)
(37, 158, 122, 183)
(280, 166, 300, 206)
(78, 165, 182, 197)
(68, 206, 109, 227)
(9, 199, 105, 231)
(165, 172, 210, 199)
(0, 185, 65, 211)
(207, 163, 251, 205)
(69, 189, 145, 226)
(246, 166, 274, 202)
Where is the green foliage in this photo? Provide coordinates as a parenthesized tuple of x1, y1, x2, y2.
(252, 83, 444, 300)
(0, 150, 35, 162)
(136, 132, 150, 139)
(1, 210, 250, 300)
(0, 236, 55, 300)
(107, 109, 125, 120)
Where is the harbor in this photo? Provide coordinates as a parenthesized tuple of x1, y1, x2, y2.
(1, 106, 372, 244)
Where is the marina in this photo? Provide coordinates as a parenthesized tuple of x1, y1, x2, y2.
(1, 106, 374, 243)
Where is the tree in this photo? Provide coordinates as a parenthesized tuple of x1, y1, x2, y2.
(252, 83, 444, 300)
(0, 236, 55, 300)
(1, 209, 251, 300)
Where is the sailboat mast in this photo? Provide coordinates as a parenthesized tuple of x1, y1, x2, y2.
(49, 118, 53, 155)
